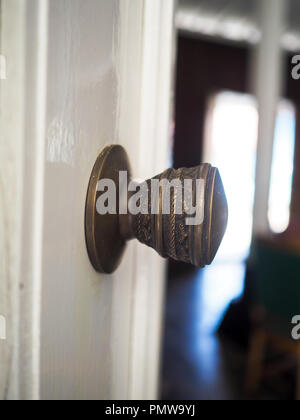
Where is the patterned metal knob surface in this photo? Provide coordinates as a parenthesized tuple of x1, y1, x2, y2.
(129, 164, 228, 268)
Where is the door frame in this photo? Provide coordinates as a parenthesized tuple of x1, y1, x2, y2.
(116, 0, 176, 400)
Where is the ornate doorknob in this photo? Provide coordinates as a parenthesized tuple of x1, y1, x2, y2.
(85, 145, 228, 274)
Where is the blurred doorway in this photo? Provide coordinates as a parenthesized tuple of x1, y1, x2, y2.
(161, 31, 297, 400)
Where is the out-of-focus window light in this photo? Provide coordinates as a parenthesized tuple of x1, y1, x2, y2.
(204, 92, 296, 260)
(268, 101, 296, 234)
(204, 91, 258, 261)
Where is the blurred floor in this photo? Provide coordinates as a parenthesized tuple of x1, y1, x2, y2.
(161, 262, 245, 400)
(160, 261, 296, 400)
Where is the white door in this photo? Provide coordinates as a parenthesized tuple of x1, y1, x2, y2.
(0, 0, 175, 400)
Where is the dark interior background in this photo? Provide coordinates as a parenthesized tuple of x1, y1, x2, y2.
(161, 32, 300, 401)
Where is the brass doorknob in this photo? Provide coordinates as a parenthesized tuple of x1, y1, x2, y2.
(85, 145, 228, 274)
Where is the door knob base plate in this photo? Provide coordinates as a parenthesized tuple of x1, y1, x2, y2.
(85, 145, 131, 273)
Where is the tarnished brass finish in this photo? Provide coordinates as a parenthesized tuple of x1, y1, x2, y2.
(85, 145, 131, 273)
(85, 145, 228, 274)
